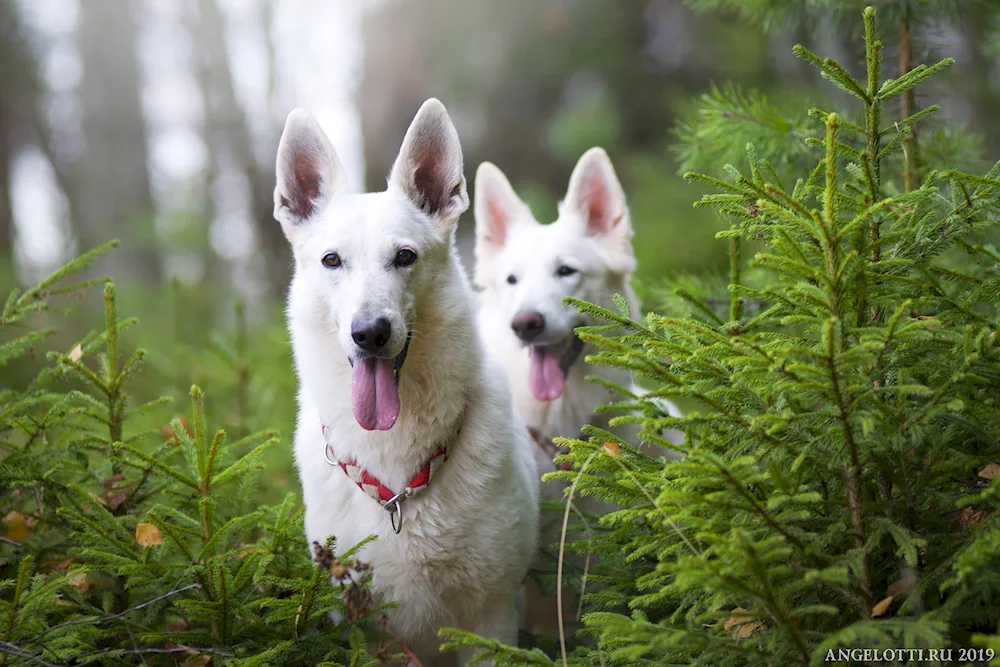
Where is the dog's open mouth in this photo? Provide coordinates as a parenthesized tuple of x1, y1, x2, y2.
(350, 331, 412, 431)
(528, 334, 584, 402)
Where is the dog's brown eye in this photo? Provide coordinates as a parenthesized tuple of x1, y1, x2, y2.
(395, 248, 417, 267)
(556, 265, 577, 277)
(321, 253, 342, 268)
(507, 274, 517, 285)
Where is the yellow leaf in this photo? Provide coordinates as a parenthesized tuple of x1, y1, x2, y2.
(186, 655, 211, 667)
(978, 463, 1000, 480)
(602, 442, 621, 458)
(2, 511, 29, 542)
(872, 595, 894, 617)
(69, 344, 83, 361)
(136, 523, 163, 547)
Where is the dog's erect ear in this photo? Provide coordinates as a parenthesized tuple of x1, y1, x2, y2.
(389, 98, 469, 232)
(273, 109, 347, 235)
(474, 162, 531, 249)
(564, 147, 629, 237)
(562, 147, 635, 274)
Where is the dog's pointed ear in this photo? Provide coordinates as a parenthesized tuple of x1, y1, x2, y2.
(389, 98, 468, 232)
(563, 147, 629, 238)
(474, 161, 530, 249)
(473, 161, 532, 289)
(273, 109, 348, 236)
(562, 147, 635, 274)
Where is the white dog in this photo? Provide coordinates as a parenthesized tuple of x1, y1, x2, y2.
(274, 98, 539, 666)
(474, 147, 683, 464)
(472, 148, 683, 632)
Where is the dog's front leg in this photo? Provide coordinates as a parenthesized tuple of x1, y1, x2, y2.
(457, 602, 519, 667)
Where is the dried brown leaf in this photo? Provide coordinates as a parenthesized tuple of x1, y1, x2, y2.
(136, 523, 163, 547)
(979, 463, 1000, 481)
(959, 507, 988, 530)
(724, 608, 750, 631)
(67, 570, 89, 592)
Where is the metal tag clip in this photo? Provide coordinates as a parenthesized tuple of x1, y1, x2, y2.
(385, 491, 408, 534)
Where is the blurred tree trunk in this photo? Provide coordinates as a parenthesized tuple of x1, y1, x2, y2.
(0, 120, 13, 272)
(72, 0, 160, 281)
(189, 0, 287, 299)
(959, 4, 1000, 160)
(0, 0, 39, 277)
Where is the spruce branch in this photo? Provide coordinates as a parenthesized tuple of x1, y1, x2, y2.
(823, 318, 871, 613)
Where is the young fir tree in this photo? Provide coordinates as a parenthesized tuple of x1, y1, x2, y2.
(443, 5, 1000, 666)
(0, 245, 391, 665)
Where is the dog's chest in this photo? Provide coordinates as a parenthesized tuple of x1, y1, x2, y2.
(518, 375, 630, 443)
(297, 435, 485, 598)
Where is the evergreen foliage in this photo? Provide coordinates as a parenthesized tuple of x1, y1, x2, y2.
(5, 4, 1000, 666)
(446, 5, 1000, 666)
(0, 245, 388, 665)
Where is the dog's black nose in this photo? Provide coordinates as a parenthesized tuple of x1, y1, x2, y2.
(511, 311, 545, 342)
(352, 315, 392, 352)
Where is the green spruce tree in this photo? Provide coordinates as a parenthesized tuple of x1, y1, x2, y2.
(0, 244, 392, 665)
(444, 5, 1000, 666)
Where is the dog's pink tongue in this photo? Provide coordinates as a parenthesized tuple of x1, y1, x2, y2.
(351, 358, 400, 431)
(529, 346, 564, 401)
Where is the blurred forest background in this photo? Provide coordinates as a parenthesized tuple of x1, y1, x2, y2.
(2, 0, 999, 500)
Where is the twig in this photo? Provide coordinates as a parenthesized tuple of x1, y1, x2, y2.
(399, 641, 425, 667)
(826, 328, 872, 613)
(0, 537, 21, 549)
(23, 583, 201, 648)
(77, 646, 232, 666)
(0, 642, 233, 667)
(556, 451, 600, 667)
(0, 642, 63, 667)
(566, 503, 594, 622)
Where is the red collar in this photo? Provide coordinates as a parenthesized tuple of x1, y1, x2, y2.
(527, 426, 572, 471)
(322, 408, 467, 534)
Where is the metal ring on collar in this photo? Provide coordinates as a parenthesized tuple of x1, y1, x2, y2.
(323, 443, 337, 467)
(385, 491, 408, 534)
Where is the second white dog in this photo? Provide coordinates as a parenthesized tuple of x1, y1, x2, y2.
(474, 148, 683, 472)
(472, 149, 683, 633)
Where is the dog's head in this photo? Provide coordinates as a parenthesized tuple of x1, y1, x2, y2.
(274, 99, 468, 431)
(473, 148, 635, 402)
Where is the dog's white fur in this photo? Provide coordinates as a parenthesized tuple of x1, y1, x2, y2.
(275, 99, 539, 666)
(474, 148, 682, 469)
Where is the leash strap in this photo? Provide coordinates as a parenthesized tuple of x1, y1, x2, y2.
(528, 426, 573, 471)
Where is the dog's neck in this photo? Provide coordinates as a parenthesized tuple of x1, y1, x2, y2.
(289, 253, 480, 488)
